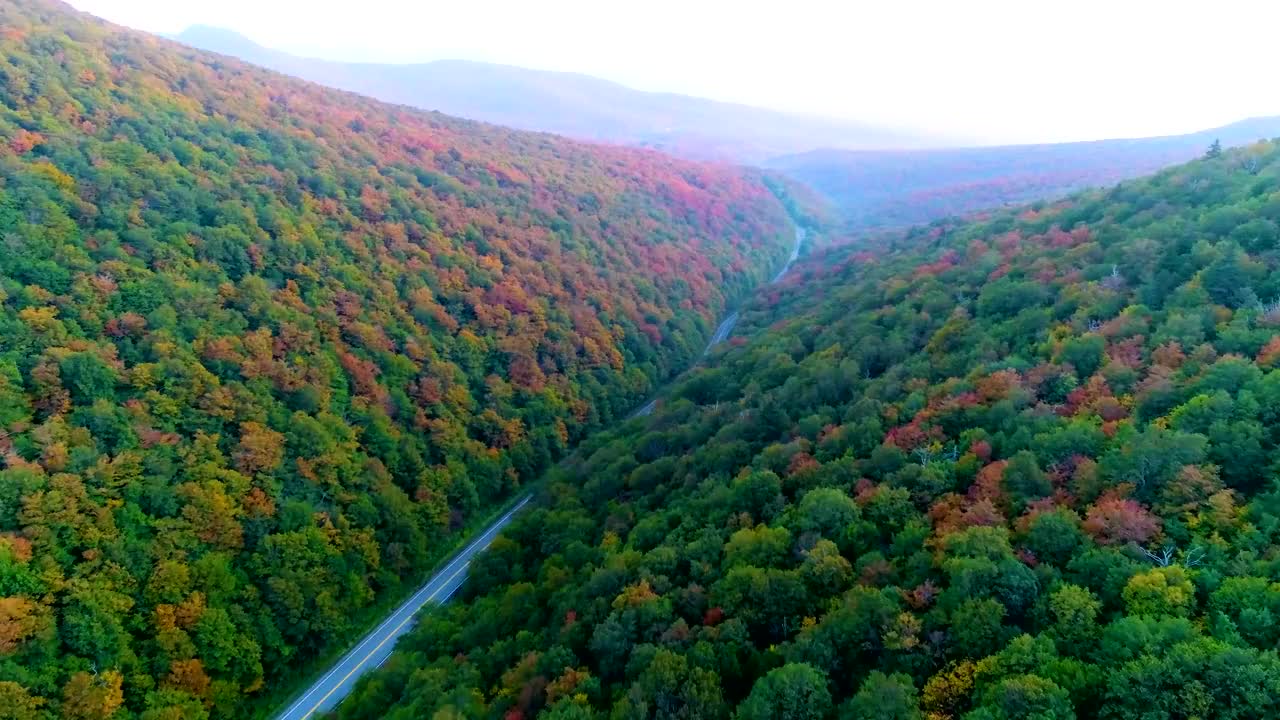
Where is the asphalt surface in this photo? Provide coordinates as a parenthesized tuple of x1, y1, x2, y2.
(773, 226, 805, 283)
(274, 495, 533, 720)
(703, 311, 741, 355)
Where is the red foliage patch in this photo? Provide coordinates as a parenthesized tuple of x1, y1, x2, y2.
(703, 607, 725, 626)
(1083, 495, 1160, 545)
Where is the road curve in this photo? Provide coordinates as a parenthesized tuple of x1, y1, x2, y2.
(703, 311, 740, 356)
(630, 224, 806, 418)
(274, 495, 533, 720)
(772, 226, 805, 283)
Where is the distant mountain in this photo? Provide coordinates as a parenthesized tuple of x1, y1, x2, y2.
(170, 27, 1280, 231)
(170, 25, 936, 163)
(768, 116, 1280, 229)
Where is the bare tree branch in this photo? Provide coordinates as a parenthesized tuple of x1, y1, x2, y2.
(1135, 543, 1205, 568)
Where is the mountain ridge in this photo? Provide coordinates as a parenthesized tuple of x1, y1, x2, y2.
(167, 25, 940, 163)
(172, 25, 1280, 235)
(770, 115, 1280, 229)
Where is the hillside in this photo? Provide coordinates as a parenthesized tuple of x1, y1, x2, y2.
(770, 116, 1280, 230)
(0, 0, 798, 717)
(338, 140, 1280, 719)
(169, 26, 934, 164)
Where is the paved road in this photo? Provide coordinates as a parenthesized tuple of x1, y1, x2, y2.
(630, 398, 659, 418)
(275, 495, 533, 720)
(703, 311, 740, 356)
(773, 226, 805, 283)
(630, 225, 806, 418)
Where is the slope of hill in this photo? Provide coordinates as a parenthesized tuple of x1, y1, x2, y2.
(770, 117, 1280, 230)
(0, 0, 799, 716)
(169, 26, 935, 164)
(337, 140, 1280, 719)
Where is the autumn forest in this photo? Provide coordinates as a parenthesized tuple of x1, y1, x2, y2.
(0, 0, 797, 717)
(6, 1, 1280, 720)
(336, 137, 1280, 719)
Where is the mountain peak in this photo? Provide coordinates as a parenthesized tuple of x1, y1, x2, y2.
(176, 24, 255, 42)
(172, 24, 272, 58)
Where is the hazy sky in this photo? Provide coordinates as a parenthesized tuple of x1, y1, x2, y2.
(68, 0, 1280, 145)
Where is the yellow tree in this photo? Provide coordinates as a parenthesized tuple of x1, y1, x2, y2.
(61, 671, 123, 720)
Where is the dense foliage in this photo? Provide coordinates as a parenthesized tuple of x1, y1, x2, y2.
(344, 139, 1280, 719)
(768, 117, 1280, 231)
(0, 1, 796, 717)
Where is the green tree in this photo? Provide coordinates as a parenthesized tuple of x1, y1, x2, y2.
(1099, 427, 1207, 501)
(841, 671, 922, 720)
(949, 598, 1011, 660)
(618, 649, 725, 720)
(1045, 584, 1102, 653)
(1122, 566, 1196, 617)
(966, 675, 1075, 720)
(1057, 335, 1106, 378)
(799, 539, 853, 597)
(58, 352, 117, 405)
(1003, 451, 1051, 508)
(725, 525, 793, 569)
(1102, 637, 1280, 719)
(1020, 509, 1085, 568)
(736, 663, 832, 720)
(793, 487, 861, 540)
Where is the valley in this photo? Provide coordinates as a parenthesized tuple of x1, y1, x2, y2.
(279, 219, 807, 717)
(633, 224, 808, 419)
(7, 2, 1280, 719)
(770, 116, 1280, 230)
(335, 140, 1280, 720)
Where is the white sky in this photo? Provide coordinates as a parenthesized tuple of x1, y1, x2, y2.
(67, 0, 1280, 145)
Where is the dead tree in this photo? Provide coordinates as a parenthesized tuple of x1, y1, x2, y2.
(1136, 543, 1205, 568)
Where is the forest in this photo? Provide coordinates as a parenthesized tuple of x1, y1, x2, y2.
(0, 1, 798, 717)
(339, 139, 1280, 719)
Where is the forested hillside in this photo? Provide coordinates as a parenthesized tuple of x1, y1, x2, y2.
(341, 140, 1280, 719)
(0, 0, 796, 717)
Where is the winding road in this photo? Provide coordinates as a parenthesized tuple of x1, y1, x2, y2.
(275, 224, 806, 718)
(631, 224, 806, 417)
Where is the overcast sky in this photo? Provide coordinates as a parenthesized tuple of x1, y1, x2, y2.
(68, 0, 1280, 145)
